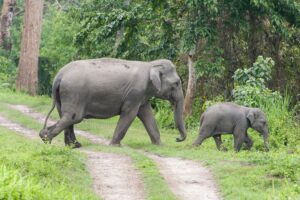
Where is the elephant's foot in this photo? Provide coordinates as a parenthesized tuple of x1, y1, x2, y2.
(192, 143, 200, 147)
(72, 141, 82, 148)
(221, 147, 228, 151)
(109, 141, 122, 147)
(151, 140, 162, 145)
(65, 140, 82, 148)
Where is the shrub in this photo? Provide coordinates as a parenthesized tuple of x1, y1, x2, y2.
(232, 56, 281, 107)
(0, 56, 16, 89)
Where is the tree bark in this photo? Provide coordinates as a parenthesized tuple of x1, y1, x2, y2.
(113, 0, 130, 57)
(16, 0, 44, 95)
(183, 52, 196, 117)
(0, 0, 16, 50)
(272, 34, 284, 91)
(248, 12, 263, 65)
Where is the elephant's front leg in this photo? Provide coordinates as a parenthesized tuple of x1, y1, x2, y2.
(110, 104, 140, 146)
(137, 103, 161, 145)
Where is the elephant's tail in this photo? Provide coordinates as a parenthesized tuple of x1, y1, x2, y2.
(43, 75, 61, 129)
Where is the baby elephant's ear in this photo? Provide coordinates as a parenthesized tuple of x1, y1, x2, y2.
(247, 110, 255, 125)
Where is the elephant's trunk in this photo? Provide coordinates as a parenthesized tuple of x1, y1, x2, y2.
(173, 90, 187, 142)
(263, 128, 269, 151)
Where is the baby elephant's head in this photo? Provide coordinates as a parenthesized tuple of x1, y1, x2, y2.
(247, 108, 269, 151)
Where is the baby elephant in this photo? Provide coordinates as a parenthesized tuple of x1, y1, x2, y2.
(193, 102, 269, 152)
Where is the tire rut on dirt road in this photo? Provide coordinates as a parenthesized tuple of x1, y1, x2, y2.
(9, 104, 222, 200)
(0, 112, 145, 200)
(148, 154, 221, 200)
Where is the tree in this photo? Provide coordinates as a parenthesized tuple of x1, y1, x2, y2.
(0, 0, 16, 50)
(16, 0, 44, 95)
(183, 52, 196, 117)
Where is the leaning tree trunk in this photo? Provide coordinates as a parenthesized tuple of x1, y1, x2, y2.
(112, 0, 130, 57)
(183, 52, 196, 117)
(16, 0, 44, 95)
(0, 0, 16, 50)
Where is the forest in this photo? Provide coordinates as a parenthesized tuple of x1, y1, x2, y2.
(0, 0, 300, 199)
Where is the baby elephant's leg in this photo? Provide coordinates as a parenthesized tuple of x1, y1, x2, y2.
(213, 135, 228, 151)
(193, 126, 213, 146)
(213, 135, 222, 150)
(233, 128, 246, 152)
(244, 133, 253, 150)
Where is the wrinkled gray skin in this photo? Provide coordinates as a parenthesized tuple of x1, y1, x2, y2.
(39, 58, 187, 147)
(193, 102, 269, 152)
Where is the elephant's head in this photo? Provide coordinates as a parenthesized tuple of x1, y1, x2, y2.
(149, 59, 187, 142)
(247, 108, 269, 151)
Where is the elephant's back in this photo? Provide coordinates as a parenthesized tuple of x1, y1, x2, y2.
(204, 102, 246, 120)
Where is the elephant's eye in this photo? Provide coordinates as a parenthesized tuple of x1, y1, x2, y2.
(175, 81, 180, 86)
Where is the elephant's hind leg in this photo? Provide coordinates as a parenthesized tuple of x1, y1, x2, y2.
(193, 126, 213, 147)
(42, 113, 83, 143)
(244, 133, 253, 150)
(56, 102, 81, 147)
(64, 125, 81, 148)
(213, 135, 222, 150)
(213, 135, 228, 151)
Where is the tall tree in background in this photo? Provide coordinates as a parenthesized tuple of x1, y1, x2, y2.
(0, 0, 16, 50)
(16, 0, 44, 95)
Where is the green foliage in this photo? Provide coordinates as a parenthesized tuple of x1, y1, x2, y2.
(0, 54, 16, 89)
(233, 56, 274, 88)
(195, 48, 225, 78)
(0, 165, 47, 199)
(232, 56, 282, 107)
(150, 98, 174, 129)
(0, 129, 98, 200)
(38, 5, 79, 95)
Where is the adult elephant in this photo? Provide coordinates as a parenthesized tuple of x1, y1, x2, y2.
(39, 58, 187, 147)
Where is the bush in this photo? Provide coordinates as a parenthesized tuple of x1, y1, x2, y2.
(0, 55, 16, 89)
(0, 165, 47, 200)
(151, 98, 174, 129)
(232, 56, 281, 107)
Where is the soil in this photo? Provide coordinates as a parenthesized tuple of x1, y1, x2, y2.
(148, 154, 221, 200)
(8, 104, 222, 200)
(82, 149, 145, 200)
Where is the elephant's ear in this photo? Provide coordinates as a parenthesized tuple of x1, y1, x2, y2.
(247, 110, 255, 126)
(150, 65, 162, 91)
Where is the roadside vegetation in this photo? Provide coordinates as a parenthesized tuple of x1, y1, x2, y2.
(1, 0, 300, 199)
(0, 89, 299, 199)
(0, 126, 99, 200)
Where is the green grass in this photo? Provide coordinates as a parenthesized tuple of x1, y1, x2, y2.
(0, 126, 99, 200)
(0, 89, 300, 199)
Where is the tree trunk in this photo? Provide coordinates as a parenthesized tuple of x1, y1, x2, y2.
(112, 0, 130, 57)
(273, 34, 284, 91)
(183, 52, 196, 117)
(248, 12, 263, 64)
(0, 0, 16, 50)
(16, 0, 44, 95)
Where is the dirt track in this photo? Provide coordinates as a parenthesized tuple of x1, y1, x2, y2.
(0, 112, 145, 200)
(7, 104, 222, 200)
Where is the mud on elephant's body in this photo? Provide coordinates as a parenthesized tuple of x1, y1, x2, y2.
(39, 58, 187, 147)
(193, 102, 269, 152)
